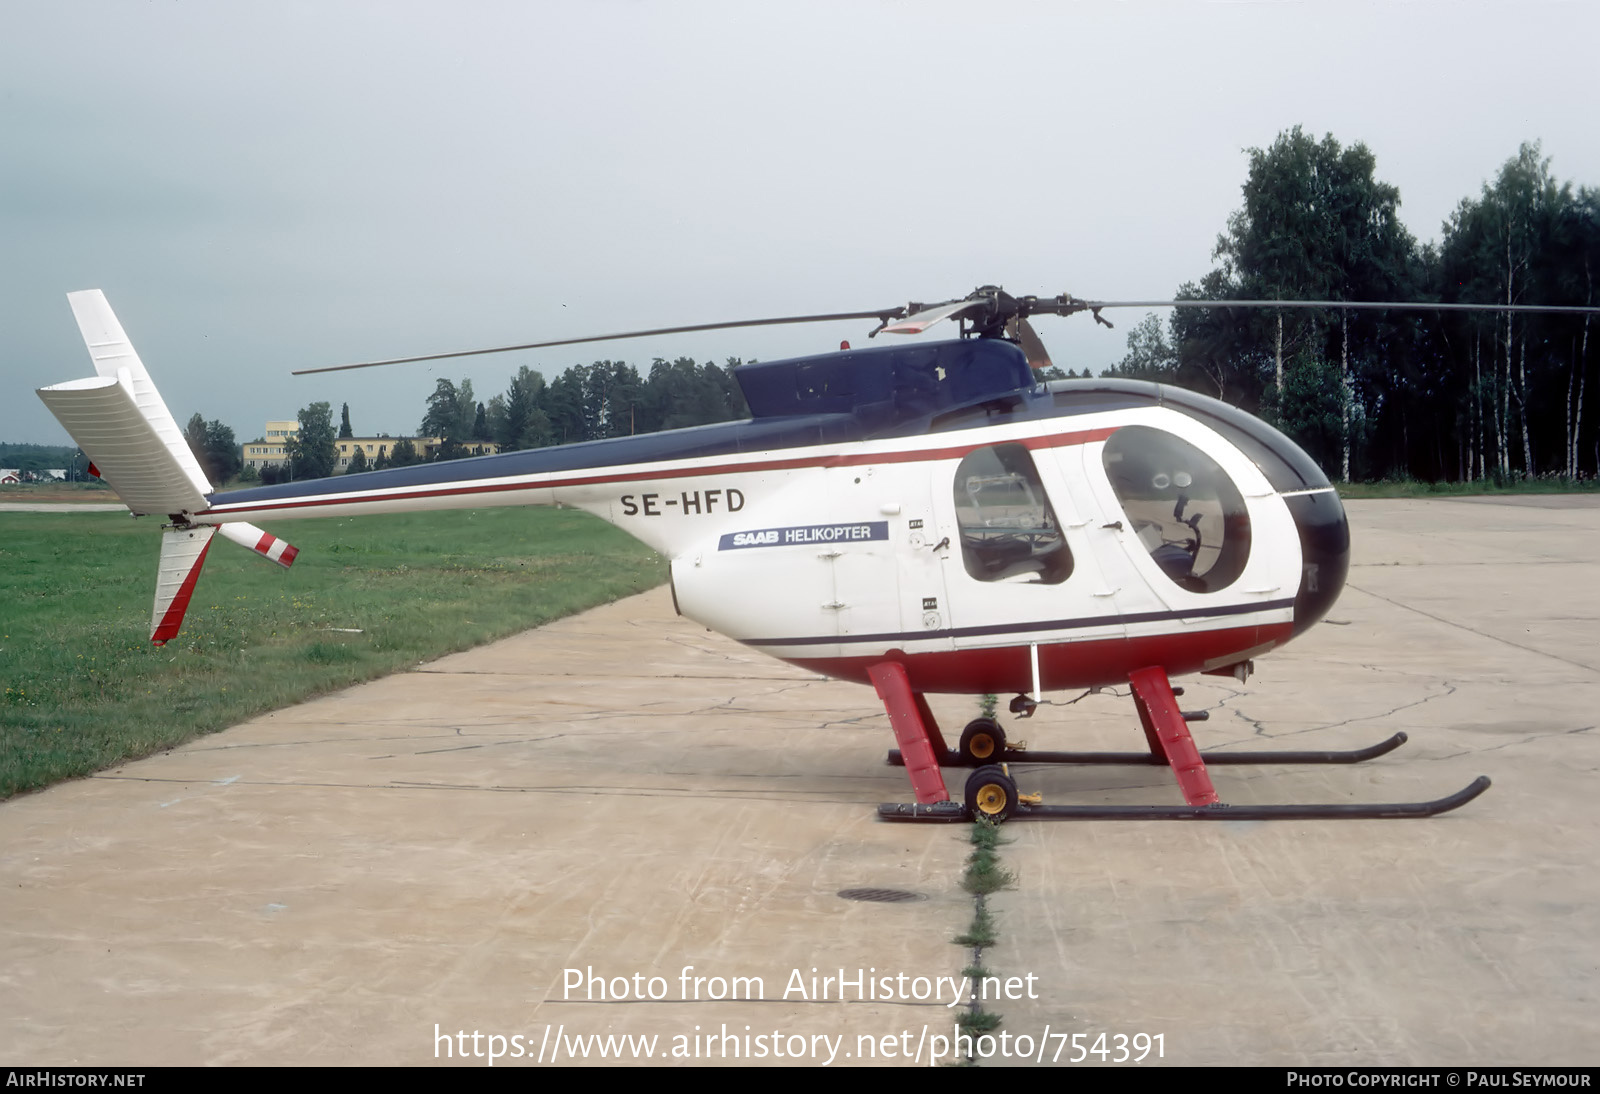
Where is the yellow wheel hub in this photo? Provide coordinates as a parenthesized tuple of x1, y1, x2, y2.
(975, 783, 1008, 815)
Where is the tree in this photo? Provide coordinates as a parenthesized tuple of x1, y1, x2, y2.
(339, 403, 353, 439)
(1200, 127, 1422, 477)
(581, 361, 643, 439)
(1257, 351, 1350, 471)
(346, 446, 368, 474)
(542, 367, 590, 444)
(287, 402, 338, 480)
(184, 413, 207, 465)
(1104, 314, 1179, 382)
(183, 412, 243, 484)
(1553, 187, 1598, 479)
(1436, 143, 1596, 479)
(420, 378, 476, 458)
(1137, 131, 1598, 482)
(388, 436, 420, 467)
(486, 365, 553, 451)
(638, 357, 746, 432)
(205, 420, 242, 482)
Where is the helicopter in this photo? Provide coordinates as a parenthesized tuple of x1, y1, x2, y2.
(40, 285, 1597, 822)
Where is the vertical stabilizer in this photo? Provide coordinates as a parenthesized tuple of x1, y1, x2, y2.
(66, 289, 212, 499)
(152, 526, 216, 645)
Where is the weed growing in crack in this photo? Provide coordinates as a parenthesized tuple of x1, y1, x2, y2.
(956, 1009, 1003, 1036)
(950, 818, 1018, 1064)
(952, 896, 999, 948)
(961, 819, 1016, 895)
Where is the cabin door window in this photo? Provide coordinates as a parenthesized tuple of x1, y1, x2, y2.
(952, 444, 1073, 586)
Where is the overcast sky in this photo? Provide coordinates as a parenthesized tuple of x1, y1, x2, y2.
(4, 1, 1597, 446)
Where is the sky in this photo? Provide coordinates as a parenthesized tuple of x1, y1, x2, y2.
(3, 1, 1597, 446)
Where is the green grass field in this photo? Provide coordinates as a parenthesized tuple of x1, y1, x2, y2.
(1334, 477, 1599, 499)
(0, 506, 663, 799)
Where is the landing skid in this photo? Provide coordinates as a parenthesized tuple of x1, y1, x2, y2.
(879, 776, 1491, 822)
(887, 730, 1412, 768)
(867, 662, 1490, 823)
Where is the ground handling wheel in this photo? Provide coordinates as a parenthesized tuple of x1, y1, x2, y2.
(964, 765, 1020, 824)
(957, 718, 1006, 766)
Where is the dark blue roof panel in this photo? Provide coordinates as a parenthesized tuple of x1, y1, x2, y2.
(734, 338, 1034, 419)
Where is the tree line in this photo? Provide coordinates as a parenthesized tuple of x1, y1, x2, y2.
(417, 356, 751, 455)
(1106, 129, 1597, 483)
(0, 442, 88, 480)
(204, 131, 1599, 488)
(231, 357, 750, 484)
(247, 402, 418, 485)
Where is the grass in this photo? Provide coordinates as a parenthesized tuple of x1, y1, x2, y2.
(0, 481, 116, 502)
(0, 506, 663, 799)
(1337, 477, 1600, 499)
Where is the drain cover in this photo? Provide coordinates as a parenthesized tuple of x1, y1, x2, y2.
(836, 888, 927, 904)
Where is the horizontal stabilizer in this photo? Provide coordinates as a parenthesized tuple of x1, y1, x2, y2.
(37, 376, 209, 515)
(217, 522, 299, 567)
(152, 526, 216, 644)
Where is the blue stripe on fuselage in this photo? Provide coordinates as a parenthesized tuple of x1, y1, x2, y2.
(205, 371, 1182, 511)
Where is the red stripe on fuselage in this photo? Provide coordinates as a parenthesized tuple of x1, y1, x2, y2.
(199, 427, 1118, 518)
(780, 621, 1291, 694)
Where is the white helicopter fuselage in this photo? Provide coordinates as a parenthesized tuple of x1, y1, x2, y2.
(42, 290, 1510, 820)
(53, 289, 1508, 824)
(40, 290, 1346, 694)
(197, 384, 1330, 696)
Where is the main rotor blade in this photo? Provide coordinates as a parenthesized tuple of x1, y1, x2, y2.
(1004, 317, 1054, 370)
(1078, 299, 1600, 316)
(294, 307, 907, 375)
(878, 298, 987, 335)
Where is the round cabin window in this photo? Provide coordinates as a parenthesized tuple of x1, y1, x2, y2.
(1101, 426, 1250, 593)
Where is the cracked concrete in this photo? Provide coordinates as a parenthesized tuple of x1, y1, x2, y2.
(2, 496, 1597, 1066)
(994, 496, 1600, 1066)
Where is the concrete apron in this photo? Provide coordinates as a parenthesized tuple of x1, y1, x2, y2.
(2, 497, 1597, 1066)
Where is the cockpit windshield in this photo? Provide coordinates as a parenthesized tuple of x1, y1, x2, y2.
(1101, 426, 1250, 593)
